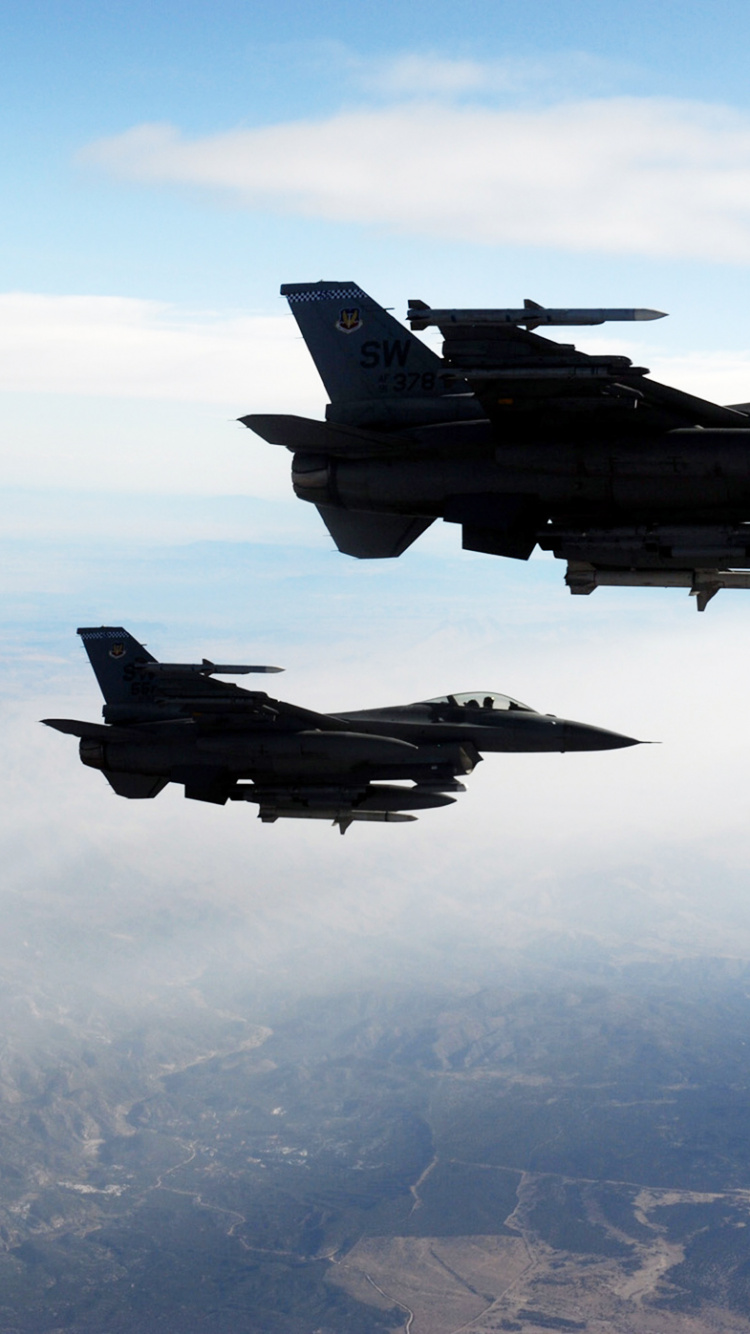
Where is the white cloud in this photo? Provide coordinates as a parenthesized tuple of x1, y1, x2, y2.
(653, 352, 750, 407)
(357, 50, 628, 100)
(576, 335, 750, 406)
(0, 294, 326, 498)
(82, 97, 750, 261)
(361, 53, 501, 97)
(0, 294, 320, 405)
(11, 592, 750, 983)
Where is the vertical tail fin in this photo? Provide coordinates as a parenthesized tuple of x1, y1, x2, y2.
(77, 627, 156, 704)
(281, 281, 447, 404)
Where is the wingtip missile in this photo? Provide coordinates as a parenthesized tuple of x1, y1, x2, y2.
(143, 661, 284, 675)
(407, 303, 668, 330)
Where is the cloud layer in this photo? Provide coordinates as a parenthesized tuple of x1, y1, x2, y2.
(0, 294, 320, 405)
(4, 292, 750, 412)
(0, 294, 326, 498)
(83, 97, 750, 261)
(11, 560, 750, 1005)
(352, 49, 632, 101)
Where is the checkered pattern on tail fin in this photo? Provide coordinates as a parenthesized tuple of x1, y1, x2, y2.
(281, 280, 444, 404)
(77, 627, 156, 704)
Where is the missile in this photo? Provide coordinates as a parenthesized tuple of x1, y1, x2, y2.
(142, 659, 283, 675)
(407, 298, 667, 331)
(257, 807, 418, 827)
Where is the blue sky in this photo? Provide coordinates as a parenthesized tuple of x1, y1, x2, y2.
(5, 1, 750, 984)
(5, 0, 750, 324)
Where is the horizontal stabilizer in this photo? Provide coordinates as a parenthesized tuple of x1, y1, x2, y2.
(42, 717, 146, 742)
(317, 505, 434, 558)
(239, 413, 402, 457)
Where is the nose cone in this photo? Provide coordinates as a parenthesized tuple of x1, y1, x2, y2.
(559, 720, 641, 751)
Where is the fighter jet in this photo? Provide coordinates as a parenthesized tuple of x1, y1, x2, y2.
(242, 282, 750, 610)
(43, 627, 641, 834)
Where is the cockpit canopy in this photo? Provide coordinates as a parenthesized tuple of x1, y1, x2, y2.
(424, 691, 535, 713)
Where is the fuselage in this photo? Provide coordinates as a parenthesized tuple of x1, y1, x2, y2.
(51, 622, 643, 825)
(76, 688, 638, 792)
(336, 692, 638, 753)
(293, 425, 750, 527)
(79, 725, 476, 784)
(249, 280, 750, 606)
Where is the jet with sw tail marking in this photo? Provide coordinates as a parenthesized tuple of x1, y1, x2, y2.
(242, 282, 750, 610)
(43, 627, 642, 834)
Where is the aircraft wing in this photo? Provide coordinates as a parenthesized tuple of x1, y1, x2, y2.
(429, 319, 748, 430)
(180, 693, 353, 733)
(44, 699, 347, 735)
(631, 378, 750, 427)
(462, 359, 747, 432)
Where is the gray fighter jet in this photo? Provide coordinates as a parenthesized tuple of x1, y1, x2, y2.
(242, 282, 750, 609)
(43, 627, 641, 834)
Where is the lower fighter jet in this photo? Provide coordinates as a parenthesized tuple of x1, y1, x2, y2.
(43, 627, 642, 833)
